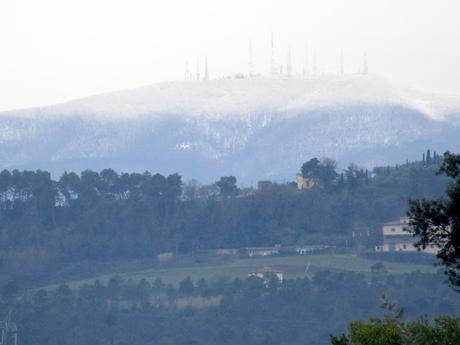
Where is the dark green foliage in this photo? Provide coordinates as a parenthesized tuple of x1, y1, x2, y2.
(215, 176, 238, 197)
(408, 151, 460, 289)
(301, 157, 338, 189)
(3, 271, 460, 345)
(0, 157, 450, 284)
(330, 305, 460, 345)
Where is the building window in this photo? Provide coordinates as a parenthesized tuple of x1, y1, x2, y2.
(403, 244, 407, 249)
(391, 228, 396, 232)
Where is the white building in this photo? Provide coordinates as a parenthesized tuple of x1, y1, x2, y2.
(295, 245, 330, 254)
(296, 174, 315, 190)
(375, 217, 438, 254)
(248, 267, 284, 281)
(246, 247, 279, 257)
(157, 252, 174, 262)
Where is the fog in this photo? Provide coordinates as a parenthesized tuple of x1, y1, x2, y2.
(0, 0, 459, 111)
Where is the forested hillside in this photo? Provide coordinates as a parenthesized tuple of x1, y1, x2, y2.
(5, 271, 460, 345)
(0, 153, 449, 286)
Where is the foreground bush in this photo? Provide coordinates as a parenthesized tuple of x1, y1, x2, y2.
(331, 299, 460, 345)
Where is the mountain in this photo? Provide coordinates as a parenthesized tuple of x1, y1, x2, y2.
(1, 74, 460, 183)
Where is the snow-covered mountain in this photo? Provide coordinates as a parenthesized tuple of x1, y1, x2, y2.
(1, 74, 460, 183)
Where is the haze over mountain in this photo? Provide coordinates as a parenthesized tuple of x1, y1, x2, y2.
(1, 74, 460, 183)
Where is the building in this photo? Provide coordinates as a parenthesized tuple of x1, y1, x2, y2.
(157, 252, 174, 262)
(248, 267, 284, 282)
(246, 247, 279, 257)
(375, 217, 438, 254)
(295, 245, 330, 254)
(296, 174, 315, 190)
(206, 248, 239, 256)
(257, 180, 273, 190)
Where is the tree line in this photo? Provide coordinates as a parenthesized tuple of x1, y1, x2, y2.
(0, 153, 451, 285)
(3, 270, 459, 345)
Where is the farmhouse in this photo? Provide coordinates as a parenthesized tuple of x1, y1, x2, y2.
(375, 217, 438, 254)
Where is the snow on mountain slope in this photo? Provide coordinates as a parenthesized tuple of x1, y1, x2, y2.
(1, 75, 460, 183)
(4, 74, 460, 121)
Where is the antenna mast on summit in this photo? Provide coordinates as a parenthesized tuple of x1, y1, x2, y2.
(340, 49, 344, 75)
(362, 52, 368, 74)
(248, 39, 255, 77)
(303, 43, 310, 78)
(286, 46, 292, 77)
(204, 57, 209, 80)
(184, 60, 190, 81)
(270, 32, 277, 75)
(313, 52, 317, 76)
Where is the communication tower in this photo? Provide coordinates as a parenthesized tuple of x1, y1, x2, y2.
(270, 32, 277, 75)
(248, 40, 255, 77)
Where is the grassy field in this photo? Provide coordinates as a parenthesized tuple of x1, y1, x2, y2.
(44, 254, 438, 290)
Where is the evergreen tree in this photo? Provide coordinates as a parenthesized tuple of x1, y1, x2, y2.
(408, 151, 460, 289)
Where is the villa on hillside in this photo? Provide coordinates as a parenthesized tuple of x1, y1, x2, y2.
(375, 217, 438, 254)
(296, 174, 315, 190)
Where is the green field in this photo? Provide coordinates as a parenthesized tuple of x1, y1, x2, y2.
(44, 254, 438, 290)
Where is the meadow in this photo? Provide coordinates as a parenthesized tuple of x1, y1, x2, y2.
(44, 253, 438, 290)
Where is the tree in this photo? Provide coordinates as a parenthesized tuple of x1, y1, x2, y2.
(178, 276, 195, 296)
(331, 315, 460, 345)
(343, 164, 369, 190)
(215, 176, 238, 197)
(330, 297, 460, 345)
(408, 151, 460, 289)
(301, 157, 338, 189)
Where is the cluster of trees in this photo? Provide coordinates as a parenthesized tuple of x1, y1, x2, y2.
(330, 151, 460, 344)
(331, 303, 460, 345)
(3, 270, 459, 345)
(1, 150, 459, 345)
(0, 155, 451, 284)
(408, 151, 460, 288)
(300, 157, 374, 190)
(422, 149, 443, 166)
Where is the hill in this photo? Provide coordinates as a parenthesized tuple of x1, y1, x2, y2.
(42, 253, 437, 290)
(1, 75, 460, 182)
(0, 158, 449, 286)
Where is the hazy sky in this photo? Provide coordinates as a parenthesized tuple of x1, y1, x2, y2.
(0, 0, 459, 112)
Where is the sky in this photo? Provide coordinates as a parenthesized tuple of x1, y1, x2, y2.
(0, 0, 459, 112)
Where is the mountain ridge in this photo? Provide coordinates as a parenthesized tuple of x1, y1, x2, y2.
(1, 75, 460, 183)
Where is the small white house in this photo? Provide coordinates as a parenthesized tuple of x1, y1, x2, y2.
(295, 245, 329, 254)
(248, 267, 284, 282)
(157, 252, 174, 262)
